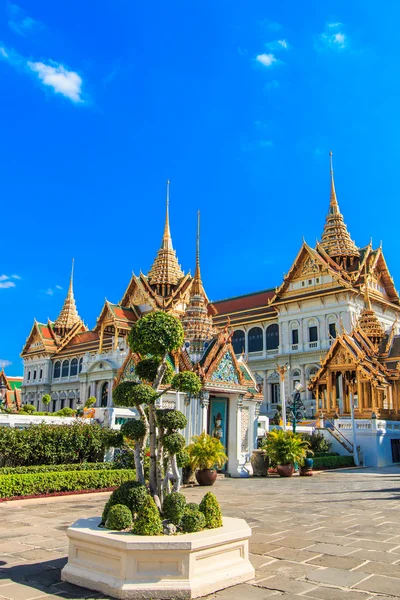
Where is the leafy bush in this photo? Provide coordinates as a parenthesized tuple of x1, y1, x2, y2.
(128, 311, 184, 356)
(136, 358, 174, 385)
(55, 407, 76, 417)
(199, 492, 223, 529)
(164, 433, 186, 455)
(313, 455, 354, 470)
(186, 502, 199, 512)
(162, 492, 186, 525)
(42, 394, 51, 406)
(156, 409, 187, 431)
(113, 383, 157, 408)
(102, 481, 148, 524)
(171, 372, 202, 395)
(0, 469, 135, 499)
(176, 448, 190, 469)
(85, 396, 97, 408)
(0, 422, 123, 467)
(0, 463, 118, 475)
(105, 504, 133, 531)
(300, 432, 332, 456)
(20, 404, 36, 414)
(187, 432, 228, 471)
(121, 419, 147, 441)
(265, 430, 311, 466)
(180, 509, 206, 533)
(132, 495, 163, 535)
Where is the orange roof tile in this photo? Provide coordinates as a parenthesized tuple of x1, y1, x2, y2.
(213, 289, 275, 315)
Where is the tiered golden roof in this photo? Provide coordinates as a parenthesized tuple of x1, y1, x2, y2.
(182, 211, 216, 357)
(147, 181, 184, 290)
(319, 152, 360, 261)
(53, 260, 82, 337)
(358, 279, 386, 346)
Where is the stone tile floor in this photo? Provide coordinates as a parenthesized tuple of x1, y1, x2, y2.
(0, 466, 400, 599)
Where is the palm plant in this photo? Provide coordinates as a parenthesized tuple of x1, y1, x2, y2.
(265, 430, 311, 466)
(187, 432, 228, 471)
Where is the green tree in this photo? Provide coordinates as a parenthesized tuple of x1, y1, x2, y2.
(113, 312, 201, 504)
(42, 394, 51, 407)
(85, 396, 97, 409)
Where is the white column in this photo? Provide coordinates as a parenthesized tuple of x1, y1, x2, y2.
(236, 396, 243, 465)
(200, 397, 209, 433)
(263, 371, 268, 412)
(244, 329, 248, 356)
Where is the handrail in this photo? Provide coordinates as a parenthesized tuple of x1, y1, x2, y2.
(324, 418, 354, 451)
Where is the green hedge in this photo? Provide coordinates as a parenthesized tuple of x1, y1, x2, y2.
(0, 463, 117, 475)
(0, 422, 123, 467)
(0, 469, 135, 499)
(313, 455, 354, 470)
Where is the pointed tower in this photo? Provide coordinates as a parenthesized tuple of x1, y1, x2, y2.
(147, 180, 184, 296)
(182, 211, 216, 361)
(53, 259, 82, 338)
(319, 152, 360, 268)
(357, 274, 385, 348)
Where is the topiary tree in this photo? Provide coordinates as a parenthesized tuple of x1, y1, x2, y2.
(85, 396, 96, 409)
(199, 492, 223, 529)
(162, 492, 186, 526)
(180, 509, 206, 533)
(20, 404, 36, 414)
(132, 495, 163, 535)
(42, 394, 51, 407)
(112, 312, 202, 503)
(105, 504, 133, 531)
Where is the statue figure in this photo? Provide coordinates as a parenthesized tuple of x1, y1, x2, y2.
(212, 412, 224, 441)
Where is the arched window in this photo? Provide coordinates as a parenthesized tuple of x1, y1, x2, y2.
(78, 357, 83, 373)
(266, 324, 279, 350)
(248, 327, 263, 352)
(101, 382, 109, 408)
(327, 315, 337, 340)
(70, 358, 78, 376)
(53, 361, 61, 378)
(27, 371, 31, 382)
(231, 330, 245, 355)
(62, 360, 69, 378)
(308, 319, 318, 343)
(33, 370, 37, 381)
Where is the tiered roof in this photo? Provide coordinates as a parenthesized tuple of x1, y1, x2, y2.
(147, 181, 184, 290)
(0, 370, 22, 409)
(53, 260, 83, 337)
(319, 152, 360, 262)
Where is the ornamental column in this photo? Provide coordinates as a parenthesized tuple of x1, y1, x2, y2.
(276, 364, 288, 430)
(263, 370, 268, 412)
(236, 395, 244, 467)
(200, 392, 210, 433)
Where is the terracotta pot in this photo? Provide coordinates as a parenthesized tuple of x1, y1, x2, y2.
(299, 467, 313, 476)
(276, 464, 295, 477)
(250, 450, 269, 477)
(195, 469, 218, 486)
(182, 466, 197, 485)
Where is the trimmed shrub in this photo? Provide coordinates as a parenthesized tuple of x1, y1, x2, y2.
(132, 495, 163, 536)
(313, 455, 354, 470)
(0, 422, 123, 467)
(0, 469, 135, 499)
(163, 433, 186, 455)
(20, 404, 36, 414)
(105, 504, 133, 531)
(121, 419, 147, 441)
(199, 492, 223, 529)
(186, 502, 199, 512)
(0, 463, 118, 475)
(180, 509, 206, 533)
(162, 492, 186, 526)
(55, 407, 76, 417)
(156, 409, 187, 432)
(136, 358, 174, 385)
(102, 481, 148, 524)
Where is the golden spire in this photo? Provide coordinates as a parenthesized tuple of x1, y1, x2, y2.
(53, 259, 82, 337)
(358, 272, 385, 347)
(147, 180, 184, 289)
(182, 211, 216, 359)
(319, 151, 360, 262)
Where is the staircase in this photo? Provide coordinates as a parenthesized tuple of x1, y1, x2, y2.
(324, 420, 354, 454)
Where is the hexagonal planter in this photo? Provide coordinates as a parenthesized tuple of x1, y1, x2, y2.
(61, 516, 254, 599)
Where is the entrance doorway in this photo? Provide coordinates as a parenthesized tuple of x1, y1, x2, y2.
(391, 439, 400, 463)
(209, 397, 228, 471)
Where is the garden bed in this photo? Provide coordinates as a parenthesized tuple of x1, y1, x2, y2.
(0, 486, 119, 503)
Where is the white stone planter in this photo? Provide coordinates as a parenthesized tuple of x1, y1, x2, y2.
(61, 516, 254, 599)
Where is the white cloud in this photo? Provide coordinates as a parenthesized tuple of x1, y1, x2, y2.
(0, 281, 16, 289)
(55, 285, 63, 290)
(266, 39, 289, 51)
(7, 3, 43, 37)
(28, 61, 83, 103)
(256, 53, 277, 67)
(45, 288, 54, 296)
(0, 359, 12, 369)
(0, 43, 85, 103)
(317, 23, 347, 51)
(0, 274, 17, 288)
(11, 274, 21, 279)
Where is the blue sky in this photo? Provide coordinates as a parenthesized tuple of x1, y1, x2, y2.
(1, 0, 400, 375)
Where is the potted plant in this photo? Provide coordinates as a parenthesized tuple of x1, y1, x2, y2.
(187, 432, 228, 486)
(251, 437, 269, 477)
(265, 430, 311, 477)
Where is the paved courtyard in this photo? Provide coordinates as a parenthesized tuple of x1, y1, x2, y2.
(0, 467, 400, 599)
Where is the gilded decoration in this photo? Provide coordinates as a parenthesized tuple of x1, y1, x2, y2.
(210, 352, 240, 384)
(122, 357, 139, 383)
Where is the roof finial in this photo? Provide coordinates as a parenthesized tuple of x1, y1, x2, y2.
(162, 179, 172, 250)
(53, 260, 82, 337)
(69, 258, 75, 294)
(329, 151, 339, 215)
(195, 210, 201, 280)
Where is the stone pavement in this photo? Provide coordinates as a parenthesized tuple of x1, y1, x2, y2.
(0, 466, 400, 599)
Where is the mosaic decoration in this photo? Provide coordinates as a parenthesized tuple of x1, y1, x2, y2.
(241, 407, 249, 453)
(121, 357, 139, 383)
(210, 352, 239, 384)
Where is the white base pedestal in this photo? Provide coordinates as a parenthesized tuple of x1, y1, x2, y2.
(61, 516, 254, 599)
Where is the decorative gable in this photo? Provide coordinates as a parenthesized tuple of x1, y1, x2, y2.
(210, 351, 240, 384)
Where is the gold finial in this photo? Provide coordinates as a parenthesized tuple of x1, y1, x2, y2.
(329, 150, 339, 215)
(162, 179, 172, 250)
(69, 258, 74, 294)
(195, 210, 201, 280)
(53, 259, 81, 337)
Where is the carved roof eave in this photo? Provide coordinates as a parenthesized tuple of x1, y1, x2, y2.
(0, 370, 12, 391)
(201, 336, 246, 387)
(269, 242, 354, 305)
(54, 320, 87, 354)
(20, 320, 57, 357)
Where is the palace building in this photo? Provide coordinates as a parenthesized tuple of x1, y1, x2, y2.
(20, 184, 262, 476)
(213, 153, 400, 420)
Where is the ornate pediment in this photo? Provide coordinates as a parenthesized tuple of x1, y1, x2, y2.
(293, 255, 322, 279)
(330, 346, 355, 366)
(210, 351, 240, 384)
